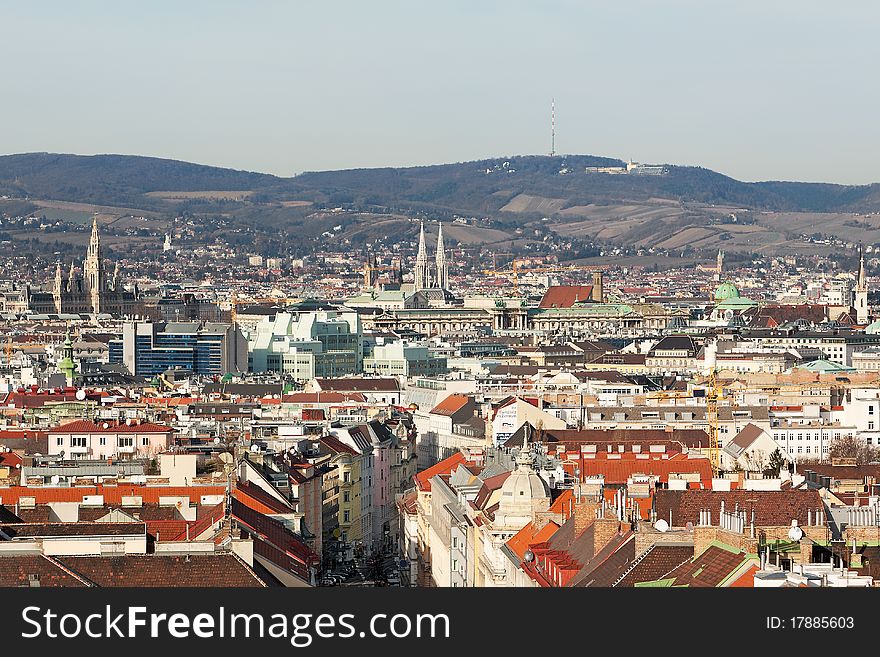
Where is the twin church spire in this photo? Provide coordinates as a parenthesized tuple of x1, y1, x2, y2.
(415, 220, 448, 291)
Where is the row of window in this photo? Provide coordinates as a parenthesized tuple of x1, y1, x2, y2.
(56, 435, 148, 447)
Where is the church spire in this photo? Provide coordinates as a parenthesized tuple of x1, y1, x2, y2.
(435, 221, 447, 290)
(84, 214, 105, 311)
(858, 244, 867, 289)
(67, 260, 76, 292)
(856, 243, 869, 325)
(415, 220, 430, 290)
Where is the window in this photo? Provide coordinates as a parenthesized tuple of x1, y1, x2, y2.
(100, 437, 106, 446)
(56, 436, 63, 446)
(118, 437, 134, 448)
(142, 437, 149, 446)
(343, 491, 350, 503)
(343, 511, 350, 523)
(870, 422, 875, 431)
(71, 436, 86, 448)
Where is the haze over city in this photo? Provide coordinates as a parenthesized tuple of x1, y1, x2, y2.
(2, 0, 879, 183)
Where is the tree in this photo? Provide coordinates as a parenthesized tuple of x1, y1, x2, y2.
(828, 436, 880, 465)
(767, 449, 787, 477)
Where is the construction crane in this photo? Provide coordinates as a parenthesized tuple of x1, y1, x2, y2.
(706, 367, 722, 475)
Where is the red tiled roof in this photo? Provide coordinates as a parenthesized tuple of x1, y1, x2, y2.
(414, 452, 468, 492)
(539, 285, 595, 309)
(0, 554, 90, 587)
(549, 489, 575, 519)
(0, 484, 225, 505)
(507, 521, 561, 560)
(0, 451, 23, 469)
(655, 489, 824, 528)
(55, 554, 264, 587)
(661, 545, 753, 587)
(566, 456, 713, 485)
(615, 544, 693, 587)
(234, 482, 294, 515)
(429, 394, 471, 416)
(50, 420, 174, 434)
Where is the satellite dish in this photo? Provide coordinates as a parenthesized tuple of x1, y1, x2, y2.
(102, 423, 109, 429)
(655, 519, 669, 533)
(524, 550, 535, 563)
(788, 525, 804, 541)
(250, 444, 260, 452)
(213, 437, 221, 445)
(75, 389, 86, 401)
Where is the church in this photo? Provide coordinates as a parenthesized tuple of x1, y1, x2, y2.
(413, 220, 458, 305)
(29, 217, 140, 316)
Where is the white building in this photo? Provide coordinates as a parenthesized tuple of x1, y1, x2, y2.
(248, 311, 362, 381)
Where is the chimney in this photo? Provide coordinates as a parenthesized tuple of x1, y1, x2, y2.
(572, 500, 600, 537)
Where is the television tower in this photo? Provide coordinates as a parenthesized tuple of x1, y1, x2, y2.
(550, 98, 556, 157)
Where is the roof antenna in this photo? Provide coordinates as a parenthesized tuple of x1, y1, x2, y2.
(550, 98, 556, 157)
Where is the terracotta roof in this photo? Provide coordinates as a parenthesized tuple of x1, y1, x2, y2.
(539, 286, 595, 309)
(615, 544, 693, 587)
(0, 554, 90, 587)
(746, 304, 828, 327)
(520, 427, 710, 448)
(414, 452, 468, 492)
(571, 457, 713, 485)
(0, 451, 23, 469)
(234, 481, 295, 515)
(0, 484, 226, 505)
(49, 420, 174, 434)
(654, 489, 824, 528)
(549, 489, 575, 519)
(55, 554, 265, 587)
(506, 520, 561, 560)
(319, 433, 359, 456)
(803, 463, 880, 481)
(429, 394, 472, 417)
(660, 544, 752, 587)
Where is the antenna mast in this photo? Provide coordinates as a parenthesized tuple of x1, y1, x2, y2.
(550, 98, 556, 157)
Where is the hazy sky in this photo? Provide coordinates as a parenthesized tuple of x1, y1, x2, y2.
(2, 1, 878, 183)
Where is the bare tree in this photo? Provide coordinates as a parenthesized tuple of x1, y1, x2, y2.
(828, 436, 880, 465)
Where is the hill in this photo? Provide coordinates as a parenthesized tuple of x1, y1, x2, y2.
(2, 152, 880, 261)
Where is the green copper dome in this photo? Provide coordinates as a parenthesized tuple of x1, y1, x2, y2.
(714, 281, 740, 302)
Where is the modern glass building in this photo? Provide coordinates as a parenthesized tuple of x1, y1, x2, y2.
(110, 321, 247, 376)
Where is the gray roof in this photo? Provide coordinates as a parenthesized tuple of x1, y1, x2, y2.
(724, 423, 766, 457)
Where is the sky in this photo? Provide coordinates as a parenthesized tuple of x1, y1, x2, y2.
(1, 1, 879, 184)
